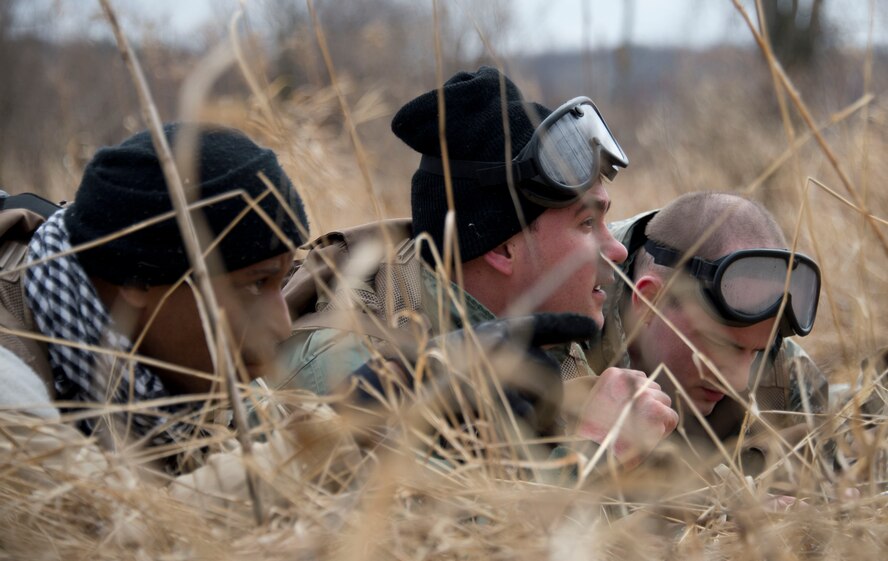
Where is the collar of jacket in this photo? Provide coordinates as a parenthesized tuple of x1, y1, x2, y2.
(585, 209, 659, 375)
(419, 264, 496, 335)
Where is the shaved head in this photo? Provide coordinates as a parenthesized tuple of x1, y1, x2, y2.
(622, 193, 796, 417)
(635, 192, 786, 278)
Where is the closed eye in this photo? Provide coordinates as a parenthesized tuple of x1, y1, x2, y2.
(698, 331, 742, 352)
(242, 279, 266, 296)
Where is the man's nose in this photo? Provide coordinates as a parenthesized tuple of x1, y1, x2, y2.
(601, 229, 629, 265)
(721, 354, 756, 393)
(268, 291, 292, 344)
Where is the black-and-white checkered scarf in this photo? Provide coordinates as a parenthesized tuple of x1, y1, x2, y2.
(24, 210, 198, 455)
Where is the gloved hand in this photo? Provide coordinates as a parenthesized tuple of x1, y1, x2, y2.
(453, 312, 600, 350)
(348, 312, 599, 436)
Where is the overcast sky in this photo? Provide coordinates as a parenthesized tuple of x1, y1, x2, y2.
(147, 0, 887, 50)
(515, 0, 887, 51)
(20, 0, 888, 51)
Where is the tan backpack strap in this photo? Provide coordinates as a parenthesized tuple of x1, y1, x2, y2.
(0, 240, 29, 278)
(0, 207, 55, 394)
(374, 237, 424, 328)
(283, 218, 413, 321)
(771, 344, 792, 389)
(0, 207, 46, 241)
(291, 311, 393, 342)
(291, 310, 420, 355)
(0, 314, 54, 394)
(286, 218, 427, 363)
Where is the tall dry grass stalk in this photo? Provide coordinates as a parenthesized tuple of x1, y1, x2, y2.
(1, 1, 887, 560)
(98, 0, 268, 524)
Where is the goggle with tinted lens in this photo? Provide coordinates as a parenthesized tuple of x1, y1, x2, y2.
(419, 96, 628, 208)
(644, 240, 821, 337)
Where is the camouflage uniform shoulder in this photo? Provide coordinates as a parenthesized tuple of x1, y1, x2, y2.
(608, 209, 659, 246)
(749, 337, 828, 430)
(782, 339, 828, 412)
(584, 210, 659, 375)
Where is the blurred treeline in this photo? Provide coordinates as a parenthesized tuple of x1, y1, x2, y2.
(2, 0, 885, 209)
(0, 0, 516, 204)
(0, 0, 888, 210)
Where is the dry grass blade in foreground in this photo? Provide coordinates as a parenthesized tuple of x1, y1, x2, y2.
(2, 1, 888, 561)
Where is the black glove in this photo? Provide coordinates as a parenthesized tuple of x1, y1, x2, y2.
(466, 312, 600, 349)
(349, 313, 600, 435)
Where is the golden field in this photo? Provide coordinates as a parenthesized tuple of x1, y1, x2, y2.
(1, 1, 887, 559)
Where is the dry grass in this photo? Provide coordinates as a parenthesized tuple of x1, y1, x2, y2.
(2, 2, 888, 560)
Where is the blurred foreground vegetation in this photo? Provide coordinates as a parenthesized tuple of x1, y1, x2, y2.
(1, 2, 888, 558)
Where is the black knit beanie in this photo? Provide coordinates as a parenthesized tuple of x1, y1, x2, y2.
(391, 66, 552, 264)
(65, 123, 309, 286)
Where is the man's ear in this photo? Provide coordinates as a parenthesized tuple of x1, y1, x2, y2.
(630, 274, 663, 314)
(95, 282, 158, 339)
(482, 242, 515, 276)
(116, 284, 153, 310)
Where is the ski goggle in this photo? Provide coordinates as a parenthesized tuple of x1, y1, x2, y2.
(419, 96, 628, 208)
(644, 240, 821, 337)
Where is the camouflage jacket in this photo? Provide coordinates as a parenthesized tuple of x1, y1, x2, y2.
(274, 222, 594, 397)
(276, 265, 500, 394)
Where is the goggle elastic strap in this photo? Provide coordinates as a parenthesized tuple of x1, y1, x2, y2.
(643, 240, 695, 271)
(622, 211, 659, 280)
(419, 154, 582, 208)
(419, 155, 539, 187)
(643, 239, 820, 337)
